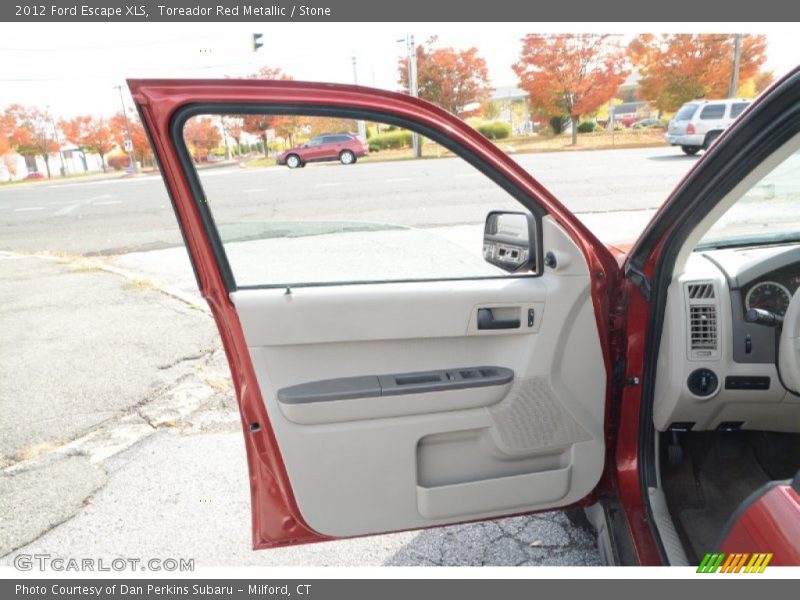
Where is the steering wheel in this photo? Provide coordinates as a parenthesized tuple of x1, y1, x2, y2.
(778, 288, 800, 394)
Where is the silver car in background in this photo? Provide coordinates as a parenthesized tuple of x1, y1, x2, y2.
(666, 98, 751, 155)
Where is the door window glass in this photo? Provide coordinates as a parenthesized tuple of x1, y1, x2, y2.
(182, 113, 530, 288)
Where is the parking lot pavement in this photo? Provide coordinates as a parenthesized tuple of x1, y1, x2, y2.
(0, 252, 218, 557)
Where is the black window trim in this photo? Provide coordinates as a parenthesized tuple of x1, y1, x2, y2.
(169, 102, 547, 293)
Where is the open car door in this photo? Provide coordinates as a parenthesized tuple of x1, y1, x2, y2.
(130, 79, 621, 549)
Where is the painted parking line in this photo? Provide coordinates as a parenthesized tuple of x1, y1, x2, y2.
(93, 200, 123, 206)
(385, 177, 411, 183)
(55, 194, 113, 216)
(41, 178, 151, 190)
(315, 182, 342, 188)
(13, 206, 45, 212)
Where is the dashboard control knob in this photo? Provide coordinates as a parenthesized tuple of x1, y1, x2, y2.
(687, 368, 719, 398)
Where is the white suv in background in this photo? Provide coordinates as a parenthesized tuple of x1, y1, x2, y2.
(666, 98, 751, 155)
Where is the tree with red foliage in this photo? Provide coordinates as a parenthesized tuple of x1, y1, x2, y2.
(0, 110, 14, 155)
(754, 70, 775, 95)
(241, 67, 293, 157)
(5, 104, 61, 177)
(183, 116, 222, 163)
(109, 110, 152, 167)
(221, 115, 244, 154)
(513, 34, 629, 145)
(398, 37, 493, 115)
(60, 115, 114, 171)
(627, 34, 768, 113)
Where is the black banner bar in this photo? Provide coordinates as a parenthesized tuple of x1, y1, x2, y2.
(1, 0, 799, 22)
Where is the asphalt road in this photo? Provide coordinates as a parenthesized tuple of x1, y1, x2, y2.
(0, 146, 699, 256)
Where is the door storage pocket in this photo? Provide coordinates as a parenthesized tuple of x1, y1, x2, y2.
(416, 465, 572, 519)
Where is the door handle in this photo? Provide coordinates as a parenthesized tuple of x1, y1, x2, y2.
(477, 308, 520, 330)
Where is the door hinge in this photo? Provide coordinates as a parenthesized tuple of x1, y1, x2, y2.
(625, 264, 651, 301)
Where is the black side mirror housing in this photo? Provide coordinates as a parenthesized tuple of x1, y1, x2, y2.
(482, 210, 537, 273)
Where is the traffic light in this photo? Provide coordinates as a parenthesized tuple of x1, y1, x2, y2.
(252, 33, 263, 52)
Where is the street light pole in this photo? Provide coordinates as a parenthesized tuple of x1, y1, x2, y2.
(728, 34, 743, 98)
(351, 55, 368, 142)
(113, 85, 139, 174)
(399, 34, 421, 158)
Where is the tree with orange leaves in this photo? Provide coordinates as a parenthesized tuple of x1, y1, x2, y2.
(109, 110, 152, 167)
(754, 71, 775, 95)
(5, 104, 61, 178)
(60, 115, 114, 171)
(513, 34, 629, 145)
(221, 115, 244, 154)
(399, 37, 493, 115)
(627, 34, 768, 113)
(183, 116, 222, 163)
(240, 66, 294, 157)
(0, 110, 14, 155)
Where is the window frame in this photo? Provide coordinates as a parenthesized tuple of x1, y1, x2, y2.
(170, 103, 546, 292)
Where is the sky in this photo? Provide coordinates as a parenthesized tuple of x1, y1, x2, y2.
(0, 22, 797, 119)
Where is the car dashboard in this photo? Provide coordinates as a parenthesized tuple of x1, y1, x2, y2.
(653, 243, 800, 433)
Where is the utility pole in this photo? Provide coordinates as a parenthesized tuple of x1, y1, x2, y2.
(728, 34, 743, 98)
(47, 107, 67, 177)
(351, 55, 368, 142)
(220, 117, 232, 161)
(113, 85, 138, 174)
(398, 35, 421, 158)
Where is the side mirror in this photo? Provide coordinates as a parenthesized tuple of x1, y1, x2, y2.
(483, 211, 537, 273)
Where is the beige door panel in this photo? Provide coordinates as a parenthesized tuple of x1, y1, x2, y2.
(230, 217, 607, 537)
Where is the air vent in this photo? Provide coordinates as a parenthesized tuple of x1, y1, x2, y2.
(685, 281, 719, 361)
(687, 283, 715, 299)
(689, 305, 718, 352)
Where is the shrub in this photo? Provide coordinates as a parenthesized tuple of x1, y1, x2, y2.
(368, 130, 413, 151)
(631, 123, 643, 130)
(107, 154, 130, 171)
(474, 121, 511, 140)
(576, 121, 597, 134)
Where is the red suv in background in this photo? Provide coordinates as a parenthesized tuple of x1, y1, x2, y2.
(276, 133, 368, 168)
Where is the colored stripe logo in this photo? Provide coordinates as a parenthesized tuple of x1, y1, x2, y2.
(697, 552, 773, 573)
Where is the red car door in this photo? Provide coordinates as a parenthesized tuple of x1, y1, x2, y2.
(131, 78, 621, 550)
(318, 135, 341, 160)
(301, 136, 328, 161)
(717, 476, 800, 566)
